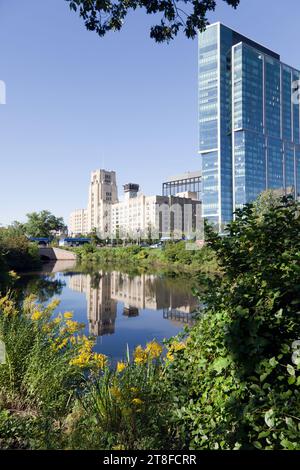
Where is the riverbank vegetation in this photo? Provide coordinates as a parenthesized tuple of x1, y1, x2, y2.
(0, 193, 299, 449)
(0, 227, 40, 287)
(75, 241, 219, 275)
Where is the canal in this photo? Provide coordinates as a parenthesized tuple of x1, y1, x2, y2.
(17, 261, 199, 363)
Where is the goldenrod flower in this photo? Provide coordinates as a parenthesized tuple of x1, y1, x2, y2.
(110, 386, 122, 400)
(53, 315, 62, 325)
(130, 387, 139, 394)
(69, 350, 91, 368)
(23, 294, 38, 314)
(132, 398, 143, 406)
(79, 336, 94, 353)
(52, 337, 69, 351)
(64, 311, 73, 319)
(166, 351, 174, 362)
(133, 345, 148, 365)
(145, 340, 163, 359)
(31, 310, 43, 321)
(92, 353, 107, 369)
(45, 298, 60, 313)
(116, 361, 126, 373)
(65, 319, 83, 334)
(8, 270, 19, 280)
(0, 297, 16, 317)
(172, 341, 186, 352)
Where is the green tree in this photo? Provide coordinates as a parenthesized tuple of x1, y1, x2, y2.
(89, 227, 102, 246)
(66, 0, 240, 42)
(167, 194, 300, 449)
(24, 211, 66, 238)
(0, 227, 40, 274)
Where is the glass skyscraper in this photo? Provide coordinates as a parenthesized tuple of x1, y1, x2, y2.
(198, 23, 300, 228)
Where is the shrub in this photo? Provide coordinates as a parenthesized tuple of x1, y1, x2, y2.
(166, 195, 300, 449)
(0, 227, 40, 274)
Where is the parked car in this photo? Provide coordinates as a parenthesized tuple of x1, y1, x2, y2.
(149, 242, 163, 249)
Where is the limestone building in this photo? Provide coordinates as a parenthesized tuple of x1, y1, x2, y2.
(69, 170, 202, 240)
(87, 169, 118, 236)
(69, 209, 88, 236)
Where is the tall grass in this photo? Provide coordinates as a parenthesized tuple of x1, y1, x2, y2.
(0, 295, 181, 449)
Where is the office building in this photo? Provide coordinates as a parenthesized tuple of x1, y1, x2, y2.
(111, 183, 201, 240)
(69, 209, 88, 236)
(87, 169, 118, 236)
(69, 170, 202, 239)
(162, 171, 202, 202)
(199, 23, 300, 228)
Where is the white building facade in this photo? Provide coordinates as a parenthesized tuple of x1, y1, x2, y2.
(87, 169, 118, 236)
(69, 209, 88, 236)
(69, 171, 202, 240)
(111, 184, 201, 240)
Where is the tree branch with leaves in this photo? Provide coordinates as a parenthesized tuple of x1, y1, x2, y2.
(66, 0, 240, 42)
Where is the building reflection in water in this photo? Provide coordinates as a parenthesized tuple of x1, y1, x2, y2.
(69, 271, 198, 336)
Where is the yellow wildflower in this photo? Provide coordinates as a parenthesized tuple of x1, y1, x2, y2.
(8, 270, 19, 280)
(69, 350, 91, 368)
(23, 294, 38, 314)
(65, 320, 83, 334)
(166, 351, 174, 362)
(145, 340, 163, 359)
(52, 337, 69, 351)
(116, 361, 126, 373)
(172, 341, 186, 352)
(45, 298, 60, 313)
(130, 387, 139, 394)
(0, 297, 16, 317)
(79, 336, 94, 353)
(69, 336, 95, 368)
(92, 353, 107, 369)
(31, 310, 43, 321)
(166, 341, 186, 362)
(110, 386, 122, 400)
(53, 315, 62, 325)
(133, 345, 148, 365)
(42, 323, 52, 333)
(132, 398, 143, 406)
(64, 311, 73, 319)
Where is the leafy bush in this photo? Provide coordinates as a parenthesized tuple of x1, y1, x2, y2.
(166, 195, 300, 449)
(0, 227, 40, 275)
(75, 241, 218, 274)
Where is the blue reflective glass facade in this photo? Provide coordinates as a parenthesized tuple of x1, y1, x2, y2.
(198, 23, 300, 228)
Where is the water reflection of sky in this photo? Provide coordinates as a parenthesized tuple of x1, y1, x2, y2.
(21, 266, 198, 364)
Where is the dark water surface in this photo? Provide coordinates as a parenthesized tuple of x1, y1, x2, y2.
(19, 261, 199, 363)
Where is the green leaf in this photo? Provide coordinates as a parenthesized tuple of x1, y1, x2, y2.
(287, 365, 295, 376)
(264, 409, 275, 428)
(269, 357, 278, 367)
(211, 356, 231, 373)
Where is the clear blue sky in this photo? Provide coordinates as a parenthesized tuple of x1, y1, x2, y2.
(0, 0, 299, 226)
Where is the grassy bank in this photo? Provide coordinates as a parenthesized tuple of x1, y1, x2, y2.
(74, 241, 219, 275)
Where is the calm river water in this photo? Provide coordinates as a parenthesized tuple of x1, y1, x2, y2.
(18, 261, 199, 363)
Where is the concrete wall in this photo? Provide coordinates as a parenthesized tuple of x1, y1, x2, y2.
(39, 247, 77, 261)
